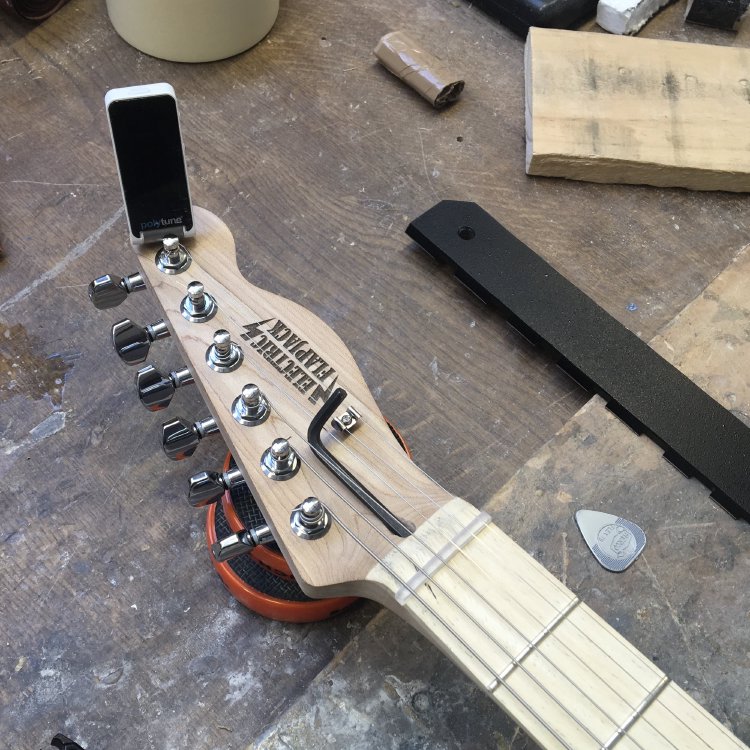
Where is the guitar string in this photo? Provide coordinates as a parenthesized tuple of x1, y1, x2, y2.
(290, 440, 735, 750)
(205, 302, 736, 749)
(253, 371, 733, 750)
(323, 416, 744, 750)
(251, 384, 692, 747)
(239, 388, 673, 750)
(276, 446, 585, 750)
(248, 375, 728, 750)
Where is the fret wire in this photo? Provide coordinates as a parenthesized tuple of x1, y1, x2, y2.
(271, 442, 641, 750)
(601, 676, 670, 750)
(489, 598, 582, 691)
(256, 381, 682, 750)
(225, 348, 723, 750)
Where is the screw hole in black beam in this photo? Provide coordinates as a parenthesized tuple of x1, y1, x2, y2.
(458, 226, 475, 240)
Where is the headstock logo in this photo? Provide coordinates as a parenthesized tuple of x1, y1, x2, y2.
(241, 319, 338, 405)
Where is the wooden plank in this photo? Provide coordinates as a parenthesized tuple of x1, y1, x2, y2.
(524, 28, 750, 191)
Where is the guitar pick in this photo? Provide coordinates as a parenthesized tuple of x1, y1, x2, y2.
(574, 510, 646, 572)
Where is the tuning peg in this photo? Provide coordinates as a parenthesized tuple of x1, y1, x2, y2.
(135, 364, 194, 411)
(188, 467, 245, 507)
(260, 438, 300, 481)
(162, 415, 218, 460)
(206, 329, 244, 373)
(290, 497, 331, 540)
(211, 524, 274, 562)
(180, 281, 217, 323)
(232, 384, 270, 426)
(88, 272, 146, 309)
(112, 319, 170, 365)
(156, 236, 191, 274)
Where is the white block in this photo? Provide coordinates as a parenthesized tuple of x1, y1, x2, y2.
(597, 0, 674, 34)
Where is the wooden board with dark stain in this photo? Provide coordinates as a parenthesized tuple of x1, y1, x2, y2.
(0, 0, 749, 748)
(525, 27, 750, 190)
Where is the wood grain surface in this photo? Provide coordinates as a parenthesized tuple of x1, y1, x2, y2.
(525, 28, 750, 190)
(1, 0, 749, 748)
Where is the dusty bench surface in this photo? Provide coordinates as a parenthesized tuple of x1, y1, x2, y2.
(1, 1, 749, 748)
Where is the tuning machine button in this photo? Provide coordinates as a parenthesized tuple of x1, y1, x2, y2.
(162, 415, 218, 460)
(181, 281, 217, 323)
(211, 524, 275, 562)
(188, 467, 245, 507)
(232, 384, 270, 426)
(88, 272, 145, 309)
(135, 364, 194, 411)
(206, 330, 243, 373)
(290, 497, 331, 540)
(155, 236, 191, 274)
(112, 319, 170, 365)
(260, 438, 300, 481)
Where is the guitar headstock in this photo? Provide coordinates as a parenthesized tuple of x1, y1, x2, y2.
(93, 207, 451, 599)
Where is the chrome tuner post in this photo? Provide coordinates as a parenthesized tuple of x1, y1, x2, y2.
(161, 415, 219, 460)
(260, 438, 300, 481)
(112, 319, 170, 365)
(155, 236, 191, 274)
(206, 329, 243, 373)
(188, 467, 245, 507)
(180, 281, 217, 323)
(232, 384, 270, 426)
(211, 524, 275, 563)
(88, 272, 145, 309)
(290, 497, 331, 540)
(135, 364, 194, 411)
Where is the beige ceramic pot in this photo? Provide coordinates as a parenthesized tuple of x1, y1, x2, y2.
(106, 0, 279, 63)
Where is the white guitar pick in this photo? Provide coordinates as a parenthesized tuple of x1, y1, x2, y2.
(575, 510, 646, 572)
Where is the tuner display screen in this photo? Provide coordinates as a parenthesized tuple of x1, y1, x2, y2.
(108, 94, 194, 238)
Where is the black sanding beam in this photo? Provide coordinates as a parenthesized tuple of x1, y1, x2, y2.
(406, 200, 750, 521)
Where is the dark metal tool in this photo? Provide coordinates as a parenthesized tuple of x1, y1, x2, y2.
(685, 0, 749, 30)
(406, 200, 750, 521)
(472, 0, 597, 35)
(50, 734, 86, 750)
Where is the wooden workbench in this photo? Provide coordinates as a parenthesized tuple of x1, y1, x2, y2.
(1, 1, 748, 747)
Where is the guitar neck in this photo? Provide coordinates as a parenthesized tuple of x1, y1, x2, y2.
(125, 209, 744, 749)
(366, 498, 745, 750)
